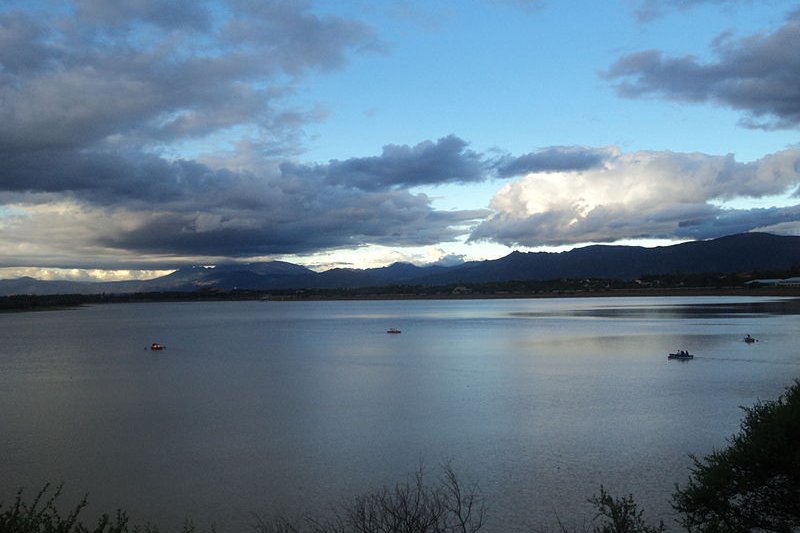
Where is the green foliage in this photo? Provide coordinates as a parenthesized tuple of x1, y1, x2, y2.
(672, 380, 800, 532)
(588, 487, 665, 533)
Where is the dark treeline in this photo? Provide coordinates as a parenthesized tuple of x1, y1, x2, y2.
(0, 292, 222, 312)
(2, 265, 800, 312)
(0, 293, 97, 312)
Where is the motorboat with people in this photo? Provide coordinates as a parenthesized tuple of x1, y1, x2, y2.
(386, 328, 401, 334)
(150, 343, 165, 351)
(743, 334, 758, 343)
(668, 350, 693, 360)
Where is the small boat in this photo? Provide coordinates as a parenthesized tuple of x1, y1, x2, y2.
(668, 350, 693, 360)
(150, 343, 165, 351)
(386, 328, 401, 334)
(743, 334, 757, 343)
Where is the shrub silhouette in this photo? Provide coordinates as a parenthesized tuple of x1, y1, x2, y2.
(672, 379, 800, 532)
(253, 462, 485, 533)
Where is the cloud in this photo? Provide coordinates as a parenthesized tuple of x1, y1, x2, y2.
(1, 136, 625, 265)
(0, 0, 488, 268)
(0, 1, 495, 268)
(431, 253, 467, 267)
(675, 204, 800, 239)
(73, 0, 213, 31)
(494, 146, 618, 178)
(604, 9, 800, 129)
(94, 185, 488, 258)
(284, 135, 487, 191)
(470, 148, 800, 247)
(284, 140, 620, 190)
(0, 148, 489, 268)
(0, 4, 512, 269)
(0, 1, 379, 153)
(632, 0, 752, 22)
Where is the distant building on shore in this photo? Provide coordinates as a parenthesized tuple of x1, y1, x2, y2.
(746, 277, 800, 287)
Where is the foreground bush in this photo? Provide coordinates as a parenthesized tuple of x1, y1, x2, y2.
(587, 487, 665, 533)
(0, 465, 483, 533)
(0, 483, 124, 533)
(253, 463, 485, 533)
(673, 379, 800, 532)
(0, 484, 206, 533)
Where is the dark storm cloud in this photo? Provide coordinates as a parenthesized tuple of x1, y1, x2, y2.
(0, 1, 379, 153)
(0, 151, 228, 204)
(73, 0, 213, 30)
(1, 134, 624, 204)
(494, 146, 615, 178)
(96, 187, 489, 257)
(604, 9, 800, 129)
(0, 11, 54, 74)
(280, 140, 617, 192)
(0, 1, 491, 263)
(0, 143, 488, 260)
(283, 136, 487, 191)
(674, 204, 800, 239)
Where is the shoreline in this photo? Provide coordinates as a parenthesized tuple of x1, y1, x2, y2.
(264, 287, 800, 300)
(2, 286, 800, 312)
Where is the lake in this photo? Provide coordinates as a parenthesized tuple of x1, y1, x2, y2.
(1, 296, 799, 531)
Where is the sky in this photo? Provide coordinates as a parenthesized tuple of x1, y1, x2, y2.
(1, 0, 799, 281)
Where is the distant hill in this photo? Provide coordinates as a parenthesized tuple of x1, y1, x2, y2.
(414, 232, 800, 284)
(1, 232, 799, 296)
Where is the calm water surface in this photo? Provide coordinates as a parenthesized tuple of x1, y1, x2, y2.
(1, 297, 799, 531)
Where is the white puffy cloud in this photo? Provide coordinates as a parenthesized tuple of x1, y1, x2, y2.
(470, 148, 800, 247)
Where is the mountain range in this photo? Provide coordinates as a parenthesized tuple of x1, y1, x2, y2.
(2, 232, 799, 296)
